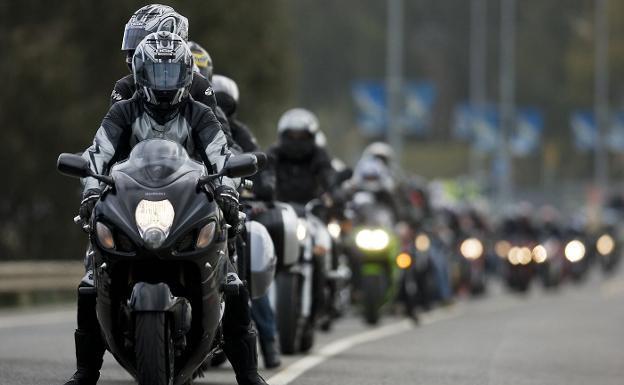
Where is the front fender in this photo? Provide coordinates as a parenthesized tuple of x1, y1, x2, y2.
(129, 282, 178, 312)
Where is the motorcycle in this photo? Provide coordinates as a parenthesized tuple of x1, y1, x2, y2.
(348, 191, 398, 325)
(57, 139, 264, 385)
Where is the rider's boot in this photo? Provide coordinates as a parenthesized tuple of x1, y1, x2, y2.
(259, 337, 281, 369)
(223, 283, 268, 385)
(63, 282, 105, 385)
(224, 329, 268, 385)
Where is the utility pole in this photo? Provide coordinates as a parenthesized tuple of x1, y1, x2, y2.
(594, 0, 609, 198)
(386, 0, 404, 164)
(497, 0, 516, 206)
(469, 0, 487, 183)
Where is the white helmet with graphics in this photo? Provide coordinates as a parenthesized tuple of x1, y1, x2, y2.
(132, 31, 193, 120)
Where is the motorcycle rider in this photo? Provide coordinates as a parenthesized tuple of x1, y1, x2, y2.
(110, 4, 235, 146)
(267, 108, 336, 204)
(213, 74, 281, 369)
(63, 32, 267, 385)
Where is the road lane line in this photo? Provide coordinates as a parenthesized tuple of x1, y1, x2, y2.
(268, 306, 463, 385)
(0, 310, 74, 329)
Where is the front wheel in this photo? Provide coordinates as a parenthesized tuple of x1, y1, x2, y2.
(362, 274, 386, 325)
(135, 312, 174, 385)
(276, 272, 303, 355)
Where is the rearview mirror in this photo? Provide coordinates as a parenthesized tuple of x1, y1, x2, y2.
(57, 153, 91, 178)
(223, 154, 258, 178)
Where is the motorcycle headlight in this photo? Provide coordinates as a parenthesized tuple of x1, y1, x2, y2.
(596, 234, 615, 256)
(460, 238, 483, 260)
(532, 244, 548, 263)
(135, 199, 175, 249)
(415, 233, 430, 252)
(565, 239, 585, 262)
(355, 229, 390, 251)
(196, 222, 217, 249)
(297, 220, 307, 242)
(96, 222, 115, 249)
(328, 221, 341, 239)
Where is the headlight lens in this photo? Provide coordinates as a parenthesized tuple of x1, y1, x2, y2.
(495, 240, 511, 259)
(532, 245, 548, 263)
(96, 222, 115, 249)
(355, 229, 390, 251)
(328, 221, 341, 239)
(297, 220, 307, 241)
(460, 238, 483, 260)
(508, 246, 532, 265)
(565, 240, 585, 262)
(135, 199, 175, 248)
(596, 234, 615, 256)
(196, 222, 217, 249)
(415, 233, 431, 252)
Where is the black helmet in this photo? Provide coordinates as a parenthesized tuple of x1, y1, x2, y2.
(132, 31, 193, 123)
(212, 74, 239, 116)
(122, 4, 189, 65)
(188, 41, 213, 80)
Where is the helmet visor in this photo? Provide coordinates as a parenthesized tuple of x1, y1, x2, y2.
(135, 61, 191, 90)
(122, 26, 149, 51)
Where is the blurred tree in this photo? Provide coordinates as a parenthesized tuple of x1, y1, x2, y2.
(0, 0, 293, 260)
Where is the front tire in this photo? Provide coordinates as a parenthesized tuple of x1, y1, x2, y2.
(135, 312, 174, 385)
(276, 272, 303, 355)
(362, 274, 385, 325)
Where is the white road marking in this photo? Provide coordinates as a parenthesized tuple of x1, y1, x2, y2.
(0, 310, 74, 329)
(268, 306, 463, 385)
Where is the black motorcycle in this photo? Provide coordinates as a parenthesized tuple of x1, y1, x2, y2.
(58, 139, 259, 385)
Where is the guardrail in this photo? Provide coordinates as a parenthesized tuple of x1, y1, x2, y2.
(0, 261, 83, 294)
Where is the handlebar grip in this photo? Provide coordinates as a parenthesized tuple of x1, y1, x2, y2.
(253, 152, 268, 171)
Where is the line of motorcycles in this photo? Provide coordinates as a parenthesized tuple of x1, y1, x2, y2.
(55, 140, 623, 385)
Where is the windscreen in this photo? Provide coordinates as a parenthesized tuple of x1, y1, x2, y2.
(112, 139, 204, 187)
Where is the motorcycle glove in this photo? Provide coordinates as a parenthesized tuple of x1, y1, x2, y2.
(215, 185, 241, 228)
(79, 189, 101, 220)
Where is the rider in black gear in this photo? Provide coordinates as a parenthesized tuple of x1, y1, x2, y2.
(111, 5, 235, 146)
(266, 108, 336, 204)
(63, 31, 267, 385)
(213, 74, 281, 369)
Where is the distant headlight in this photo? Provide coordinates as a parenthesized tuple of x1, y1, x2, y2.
(135, 199, 175, 249)
(596, 234, 615, 256)
(355, 229, 390, 251)
(328, 221, 341, 239)
(532, 245, 548, 264)
(495, 240, 511, 259)
(415, 233, 431, 252)
(565, 240, 585, 263)
(96, 222, 115, 249)
(508, 246, 532, 265)
(297, 219, 307, 242)
(460, 238, 483, 260)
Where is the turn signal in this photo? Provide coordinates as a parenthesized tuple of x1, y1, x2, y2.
(396, 253, 412, 269)
(96, 222, 115, 249)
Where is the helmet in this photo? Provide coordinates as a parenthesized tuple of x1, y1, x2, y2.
(122, 4, 189, 64)
(277, 108, 319, 136)
(132, 31, 193, 123)
(188, 41, 213, 80)
(212, 74, 239, 116)
(276, 108, 320, 159)
(363, 142, 395, 167)
(315, 130, 327, 148)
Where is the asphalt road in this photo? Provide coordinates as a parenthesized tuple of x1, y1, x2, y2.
(1, 271, 623, 385)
